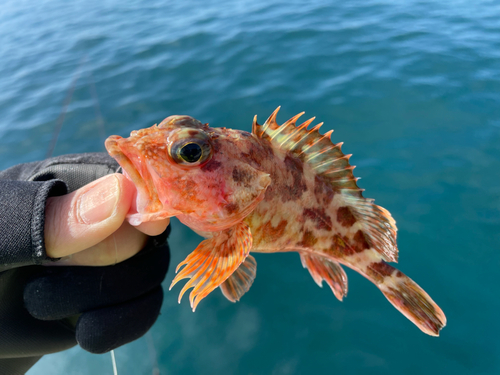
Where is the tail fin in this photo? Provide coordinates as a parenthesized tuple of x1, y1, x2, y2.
(371, 262, 446, 336)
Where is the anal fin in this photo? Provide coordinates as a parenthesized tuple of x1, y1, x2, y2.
(300, 253, 348, 301)
(170, 222, 253, 311)
(220, 255, 257, 302)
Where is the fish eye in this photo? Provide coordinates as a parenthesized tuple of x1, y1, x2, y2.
(179, 142, 202, 163)
(169, 129, 213, 167)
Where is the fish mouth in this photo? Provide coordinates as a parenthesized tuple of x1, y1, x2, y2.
(105, 135, 163, 223)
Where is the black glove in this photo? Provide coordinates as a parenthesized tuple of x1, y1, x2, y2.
(24, 227, 170, 354)
(0, 153, 170, 373)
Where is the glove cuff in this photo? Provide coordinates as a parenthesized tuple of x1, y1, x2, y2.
(0, 179, 67, 271)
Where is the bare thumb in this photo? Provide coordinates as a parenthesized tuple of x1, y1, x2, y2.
(44, 174, 135, 258)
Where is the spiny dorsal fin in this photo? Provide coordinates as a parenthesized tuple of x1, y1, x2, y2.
(252, 107, 361, 193)
(252, 107, 398, 262)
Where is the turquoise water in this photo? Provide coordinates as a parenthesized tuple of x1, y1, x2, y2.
(1, 0, 499, 373)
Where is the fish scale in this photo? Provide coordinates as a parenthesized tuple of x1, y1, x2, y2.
(105, 108, 446, 336)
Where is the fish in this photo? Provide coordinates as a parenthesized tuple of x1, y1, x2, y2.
(105, 107, 446, 336)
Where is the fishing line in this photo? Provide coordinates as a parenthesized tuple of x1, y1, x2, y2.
(48, 56, 122, 375)
(88, 68, 107, 143)
(50, 56, 161, 375)
(112, 233, 118, 266)
(46, 55, 87, 158)
(146, 331, 160, 375)
(110, 349, 118, 375)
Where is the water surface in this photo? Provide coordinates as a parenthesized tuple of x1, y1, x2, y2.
(0, 0, 499, 374)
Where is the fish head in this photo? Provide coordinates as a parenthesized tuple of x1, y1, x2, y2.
(105, 115, 271, 230)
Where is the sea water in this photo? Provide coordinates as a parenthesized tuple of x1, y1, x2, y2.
(1, 0, 499, 374)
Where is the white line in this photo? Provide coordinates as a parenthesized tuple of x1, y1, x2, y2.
(110, 350, 118, 375)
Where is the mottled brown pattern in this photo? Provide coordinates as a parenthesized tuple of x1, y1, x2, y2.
(232, 167, 253, 187)
(165, 116, 203, 128)
(284, 153, 303, 173)
(241, 152, 252, 160)
(314, 175, 336, 206)
(241, 153, 256, 170)
(281, 154, 307, 202)
(329, 234, 347, 257)
(243, 139, 274, 166)
(211, 139, 222, 153)
(370, 261, 395, 277)
(297, 229, 318, 248)
(225, 202, 239, 214)
(260, 219, 288, 242)
(303, 207, 333, 231)
(106, 110, 446, 336)
(201, 160, 222, 172)
(331, 233, 364, 257)
(367, 261, 395, 283)
(173, 178, 202, 204)
(337, 206, 357, 227)
(385, 281, 440, 334)
(353, 230, 370, 252)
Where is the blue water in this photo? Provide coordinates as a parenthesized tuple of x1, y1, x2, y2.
(1, 0, 499, 373)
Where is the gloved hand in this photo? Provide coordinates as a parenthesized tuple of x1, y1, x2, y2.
(0, 153, 171, 373)
(24, 227, 170, 353)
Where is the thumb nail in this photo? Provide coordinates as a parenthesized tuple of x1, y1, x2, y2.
(77, 175, 120, 224)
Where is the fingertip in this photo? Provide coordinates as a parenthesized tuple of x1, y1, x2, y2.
(113, 173, 136, 213)
(114, 173, 136, 195)
(135, 219, 170, 236)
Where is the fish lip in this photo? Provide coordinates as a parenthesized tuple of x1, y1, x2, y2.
(105, 135, 162, 216)
(105, 135, 142, 185)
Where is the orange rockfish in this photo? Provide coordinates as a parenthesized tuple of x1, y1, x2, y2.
(105, 108, 446, 336)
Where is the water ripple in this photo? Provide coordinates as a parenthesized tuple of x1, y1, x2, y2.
(1, 0, 499, 374)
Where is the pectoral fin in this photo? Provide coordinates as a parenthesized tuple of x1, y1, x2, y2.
(300, 253, 348, 301)
(220, 255, 257, 302)
(170, 222, 253, 311)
